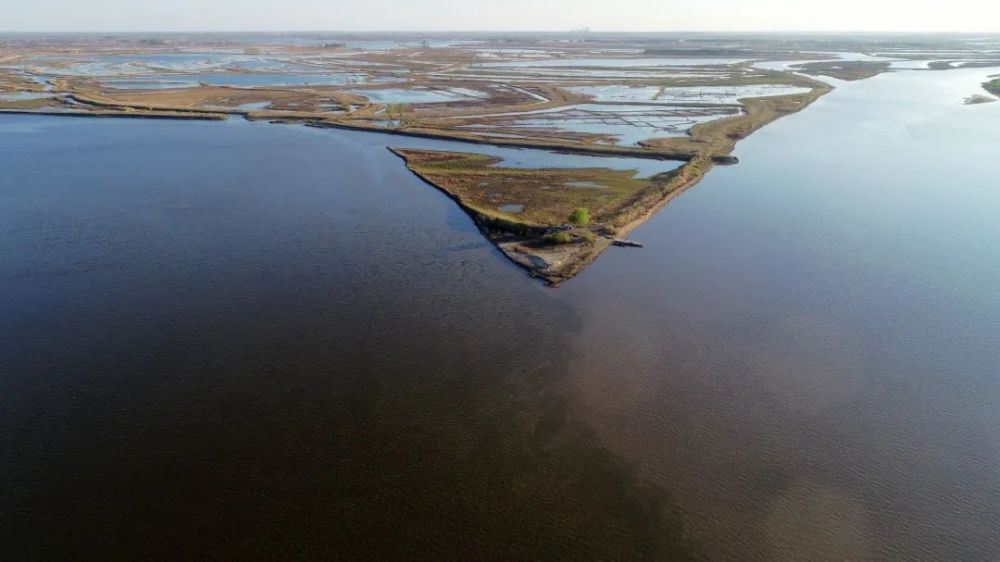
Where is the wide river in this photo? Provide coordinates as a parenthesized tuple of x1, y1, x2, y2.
(1, 67, 998, 560)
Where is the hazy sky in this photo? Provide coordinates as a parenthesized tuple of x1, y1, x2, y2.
(2, 0, 999, 32)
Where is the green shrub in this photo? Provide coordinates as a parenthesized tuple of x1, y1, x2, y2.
(568, 207, 590, 226)
(543, 231, 573, 244)
(579, 230, 596, 244)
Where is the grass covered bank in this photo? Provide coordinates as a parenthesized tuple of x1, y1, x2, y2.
(391, 148, 707, 285)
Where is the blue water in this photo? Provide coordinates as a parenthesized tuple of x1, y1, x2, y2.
(345, 39, 479, 50)
(1, 66, 999, 560)
(101, 71, 388, 88)
(93, 52, 242, 64)
(476, 56, 749, 68)
(351, 87, 482, 104)
(558, 67, 1000, 560)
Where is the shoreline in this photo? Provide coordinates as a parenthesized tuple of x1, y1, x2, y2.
(390, 147, 706, 286)
(295, 118, 739, 164)
(0, 108, 228, 120)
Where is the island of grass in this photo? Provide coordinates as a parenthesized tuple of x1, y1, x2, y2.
(637, 86, 829, 156)
(391, 148, 709, 285)
(793, 61, 891, 81)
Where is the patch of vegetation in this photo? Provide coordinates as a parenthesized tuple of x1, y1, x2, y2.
(793, 60, 890, 81)
(0, 71, 47, 93)
(542, 231, 574, 244)
(393, 149, 653, 227)
(0, 97, 56, 110)
(388, 103, 413, 128)
(640, 83, 830, 158)
(568, 207, 590, 226)
(579, 230, 597, 244)
(654, 71, 820, 89)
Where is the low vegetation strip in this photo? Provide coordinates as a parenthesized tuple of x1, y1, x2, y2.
(793, 61, 891, 81)
(389, 148, 658, 227)
(638, 82, 831, 158)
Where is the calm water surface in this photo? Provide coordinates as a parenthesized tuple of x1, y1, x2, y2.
(560, 67, 1000, 561)
(1, 67, 999, 561)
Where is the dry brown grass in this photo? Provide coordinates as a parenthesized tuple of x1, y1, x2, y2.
(392, 148, 655, 227)
(793, 61, 890, 81)
(639, 80, 831, 158)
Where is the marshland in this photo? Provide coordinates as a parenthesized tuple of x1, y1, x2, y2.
(3, 30, 1000, 561)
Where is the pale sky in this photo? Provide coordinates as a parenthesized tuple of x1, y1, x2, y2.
(2, 0, 999, 33)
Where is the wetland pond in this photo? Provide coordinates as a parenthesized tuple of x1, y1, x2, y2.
(350, 87, 486, 104)
(1, 67, 999, 560)
(475, 56, 750, 68)
(100, 71, 396, 89)
(461, 103, 739, 145)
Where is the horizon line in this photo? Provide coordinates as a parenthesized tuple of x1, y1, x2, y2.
(2, 29, 999, 35)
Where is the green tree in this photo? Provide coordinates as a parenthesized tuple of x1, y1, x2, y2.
(395, 103, 412, 128)
(568, 207, 590, 226)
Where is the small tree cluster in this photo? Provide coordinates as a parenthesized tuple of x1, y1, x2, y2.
(388, 103, 413, 128)
(568, 207, 590, 226)
(543, 232, 573, 245)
